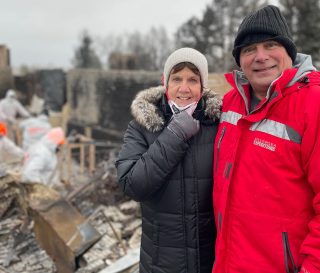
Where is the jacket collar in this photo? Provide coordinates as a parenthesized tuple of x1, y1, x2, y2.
(131, 86, 221, 132)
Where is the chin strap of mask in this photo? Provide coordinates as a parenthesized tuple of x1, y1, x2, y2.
(168, 100, 198, 116)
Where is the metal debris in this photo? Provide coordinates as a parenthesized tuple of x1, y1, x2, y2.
(30, 198, 101, 273)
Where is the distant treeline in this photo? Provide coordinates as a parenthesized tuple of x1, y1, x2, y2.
(72, 0, 320, 72)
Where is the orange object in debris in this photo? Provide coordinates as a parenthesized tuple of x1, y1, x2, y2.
(46, 127, 65, 145)
(0, 122, 7, 136)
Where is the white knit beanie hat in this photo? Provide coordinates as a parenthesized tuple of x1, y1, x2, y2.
(163, 47, 208, 89)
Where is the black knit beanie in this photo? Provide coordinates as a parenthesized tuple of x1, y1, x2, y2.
(232, 5, 297, 66)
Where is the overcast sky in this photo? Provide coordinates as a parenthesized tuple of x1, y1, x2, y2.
(0, 0, 212, 70)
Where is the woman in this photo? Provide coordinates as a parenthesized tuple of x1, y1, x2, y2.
(116, 48, 221, 273)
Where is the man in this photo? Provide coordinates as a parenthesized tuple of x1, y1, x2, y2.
(213, 5, 320, 273)
(0, 89, 30, 140)
(19, 114, 51, 149)
(0, 122, 24, 164)
(0, 89, 30, 124)
(22, 127, 65, 185)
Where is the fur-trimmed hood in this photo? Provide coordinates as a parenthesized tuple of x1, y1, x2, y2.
(131, 85, 221, 132)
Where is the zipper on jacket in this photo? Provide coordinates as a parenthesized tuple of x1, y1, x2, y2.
(224, 163, 232, 180)
(215, 126, 226, 171)
(192, 147, 200, 273)
(282, 232, 299, 273)
(152, 220, 160, 266)
(180, 164, 188, 272)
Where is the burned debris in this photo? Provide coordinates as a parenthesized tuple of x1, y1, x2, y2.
(0, 149, 141, 273)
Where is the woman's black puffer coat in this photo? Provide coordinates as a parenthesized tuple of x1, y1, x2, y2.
(116, 86, 221, 273)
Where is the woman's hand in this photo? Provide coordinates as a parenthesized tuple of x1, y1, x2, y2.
(167, 110, 199, 140)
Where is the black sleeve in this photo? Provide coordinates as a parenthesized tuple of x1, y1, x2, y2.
(115, 120, 189, 201)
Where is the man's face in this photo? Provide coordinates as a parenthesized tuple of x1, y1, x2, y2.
(240, 40, 293, 97)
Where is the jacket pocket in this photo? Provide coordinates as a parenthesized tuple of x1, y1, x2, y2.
(282, 232, 299, 273)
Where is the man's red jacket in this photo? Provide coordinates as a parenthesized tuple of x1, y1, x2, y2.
(213, 55, 320, 273)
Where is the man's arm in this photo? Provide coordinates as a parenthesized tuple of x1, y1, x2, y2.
(299, 86, 320, 273)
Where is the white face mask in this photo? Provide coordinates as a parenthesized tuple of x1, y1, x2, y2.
(168, 100, 198, 116)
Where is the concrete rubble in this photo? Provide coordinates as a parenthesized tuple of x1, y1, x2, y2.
(0, 147, 141, 273)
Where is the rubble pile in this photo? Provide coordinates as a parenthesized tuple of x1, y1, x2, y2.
(0, 217, 56, 273)
(0, 147, 142, 273)
(0, 175, 57, 273)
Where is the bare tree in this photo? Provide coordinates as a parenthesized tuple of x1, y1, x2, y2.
(280, 0, 320, 67)
(72, 30, 102, 69)
(95, 34, 126, 68)
(175, 0, 269, 72)
(144, 27, 174, 70)
(94, 27, 173, 70)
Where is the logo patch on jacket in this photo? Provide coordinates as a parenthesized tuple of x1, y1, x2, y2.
(253, 137, 276, 151)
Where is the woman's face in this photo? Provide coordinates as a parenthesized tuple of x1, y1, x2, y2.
(167, 67, 202, 107)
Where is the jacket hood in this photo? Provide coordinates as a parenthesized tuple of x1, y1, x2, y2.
(288, 53, 317, 86)
(131, 85, 221, 132)
(225, 53, 317, 114)
(6, 89, 16, 99)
